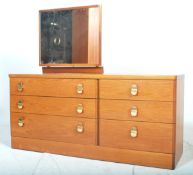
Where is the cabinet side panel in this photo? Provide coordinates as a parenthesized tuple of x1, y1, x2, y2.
(175, 75, 184, 167)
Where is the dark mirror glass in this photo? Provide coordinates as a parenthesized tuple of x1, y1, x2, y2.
(40, 10, 72, 64)
(40, 6, 100, 65)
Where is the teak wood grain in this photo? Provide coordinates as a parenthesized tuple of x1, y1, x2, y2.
(42, 67, 104, 74)
(72, 9, 88, 63)
(10, 78, 97, 98)
(40, 63, 100, 67)
(88, 7, 101, 65)
(9, 74, 184, 169)
(100, 79, 176, 101)
(11, 96, 97, 118)
(12, 137, 174, 169)
(11, 113, 97, 145)
(100, 99, 174, 123)
(9, 74, 178, 80)
(100, 119, 174, 154)
(39, 5, 99, 12)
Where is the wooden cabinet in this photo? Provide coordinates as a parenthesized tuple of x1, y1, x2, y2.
(9, 74, 184, 169)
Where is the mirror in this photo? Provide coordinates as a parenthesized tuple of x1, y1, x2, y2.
(39, 5, 101, 66)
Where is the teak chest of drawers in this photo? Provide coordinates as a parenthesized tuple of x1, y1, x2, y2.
(9, 74, 184, 169)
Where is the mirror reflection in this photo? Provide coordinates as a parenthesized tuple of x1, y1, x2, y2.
(40, 7, 99, 65)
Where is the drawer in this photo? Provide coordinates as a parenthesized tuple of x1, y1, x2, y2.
(11, 113, 97, 145)
(100, 119, 174, 153)
(100, 100, 174, 123)
(100, 80, 175, 101)
(11, 96, 97, 118)
(10, 78, 97, 98)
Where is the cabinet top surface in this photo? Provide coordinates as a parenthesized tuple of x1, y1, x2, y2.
(9, 74, 182, 80)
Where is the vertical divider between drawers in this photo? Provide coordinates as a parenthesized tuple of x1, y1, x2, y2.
(96, 79, 100, 146)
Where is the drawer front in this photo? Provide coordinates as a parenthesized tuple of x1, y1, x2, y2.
(11, 113, 97, 145)
(100, 119, 174, 153)
(10, 78, 97, 98)
(100, 80, 175, 101)
(11, 96, 97, 118)
(100, 100, 174, 123)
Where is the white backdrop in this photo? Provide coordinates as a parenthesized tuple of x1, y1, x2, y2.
(0, 0, 193, 125)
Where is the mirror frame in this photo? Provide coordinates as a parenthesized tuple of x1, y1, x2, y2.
(39, 5, 102, 67)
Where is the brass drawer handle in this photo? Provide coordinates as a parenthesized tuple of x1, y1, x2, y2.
(131, 84, 138, 96)
(130, 106, 138, 117)
(77, 84, 84, 94)
(18, 118, 24, 127)
(77, 104, 84, 114)
(17, 82, 23, 92)
(17, 100, 23, 109)
(130, 127, 138, 138)
(76, 123, 84, 133)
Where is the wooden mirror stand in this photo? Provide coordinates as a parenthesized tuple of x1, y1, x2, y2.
(39, 5, 103, 74)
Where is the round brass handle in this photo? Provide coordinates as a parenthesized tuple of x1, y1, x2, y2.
(130, 84, 138, 96)
(130, 127, 138, 138)
(17, 100, 23, 109)
(130, 106, 138, 117)
(17, 82, 23, 92)
(76, 104, 84, 114)
(76, 84, 84, 94)
(76, 123, 84, 133)
(18, 118, 24, 127)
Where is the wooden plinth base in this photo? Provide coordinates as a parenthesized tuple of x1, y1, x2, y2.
(42, 67, 104, 74)
(12, 137, 174, 169)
